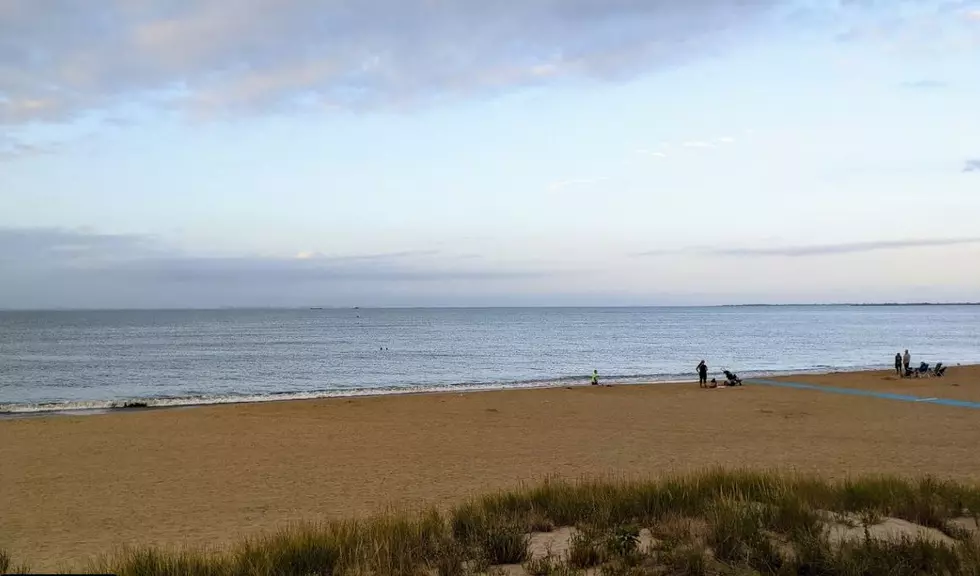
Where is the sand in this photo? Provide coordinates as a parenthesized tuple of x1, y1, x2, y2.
(774, 366, 980, 402)
(494, 517, 969, 576)
(2, 366, 979, 570)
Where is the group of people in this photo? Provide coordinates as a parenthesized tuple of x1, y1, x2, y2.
(894, 349, 911, 377)
(588, 363, 741, 388)
(696, 360, 742, 388)
(589, 350, 933, 388)
(892, 349, 943, 378)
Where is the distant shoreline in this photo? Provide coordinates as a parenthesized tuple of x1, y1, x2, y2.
(2, 302, 979, 312)
(720, 302, 980, 307)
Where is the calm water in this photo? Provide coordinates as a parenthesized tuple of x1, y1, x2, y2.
(1, 306, 978, 413)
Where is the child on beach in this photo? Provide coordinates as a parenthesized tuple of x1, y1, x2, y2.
(591, 369, 599, 386)
(894, 353, 902, 376)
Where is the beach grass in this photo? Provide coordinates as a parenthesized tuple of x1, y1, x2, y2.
(0, 550, 29, 576)
(5, 469, 980, 575)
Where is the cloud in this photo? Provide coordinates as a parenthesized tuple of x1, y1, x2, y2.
(547, 177, 610, 192)
(681, 137, 734, 149)
(0, 228, 161, 263)
(0, 228, 471, 275)
(550, 133, 738, 192)
(0, 228, 557, 308)
(900, 79, 948, 89)
(96, 256, 537, 284)
(964, 159, 980, 172)
(634, 149, 668, 158)
(0, 141, 60, 162)
(334, 249, 442, 262)
(0, 0, 790, 127)
(634, 237, 980, 258)
(713, 238, 980, 257)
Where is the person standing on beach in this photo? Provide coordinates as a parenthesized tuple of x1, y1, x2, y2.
(894, 353, 903, 376)
(903, 350, 911, 376)
(696, 360, 708, 388)
(591, 369, 599, 386)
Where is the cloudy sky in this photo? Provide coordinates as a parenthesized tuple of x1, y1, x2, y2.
(2, 0, 979, 308)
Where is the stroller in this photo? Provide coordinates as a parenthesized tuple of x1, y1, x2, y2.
(723, 370, 743, 386)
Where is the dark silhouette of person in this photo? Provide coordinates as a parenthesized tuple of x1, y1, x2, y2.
(894, 352, 902, 376)
(696, 360, 708, 388)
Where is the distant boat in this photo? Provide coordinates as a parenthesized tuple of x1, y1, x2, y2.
(353, 306, 360, 310)
(310, 307, 323, 310)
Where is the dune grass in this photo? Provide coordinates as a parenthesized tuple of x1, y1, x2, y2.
(4, 469, 980, 575)
(0, 550, 29, 576)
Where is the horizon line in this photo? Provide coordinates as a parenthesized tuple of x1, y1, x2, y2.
(2, 302, 979, 313)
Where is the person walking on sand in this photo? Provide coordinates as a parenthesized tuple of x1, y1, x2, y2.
(903, 349, 911, 376)
(696, 360, 708, 388)
(894, 352, 903, 376)
(591, 369, 599, 386)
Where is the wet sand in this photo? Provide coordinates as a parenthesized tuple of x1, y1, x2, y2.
(2, 366, 979, 570)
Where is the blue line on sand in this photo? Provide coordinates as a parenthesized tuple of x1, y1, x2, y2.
(746, 379, 980, 410)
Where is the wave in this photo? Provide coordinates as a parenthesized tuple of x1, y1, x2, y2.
(0, 364, 881, 416)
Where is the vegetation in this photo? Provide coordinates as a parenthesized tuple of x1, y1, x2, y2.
(0, 550, 29, 576)
(4, 469, 980, 575)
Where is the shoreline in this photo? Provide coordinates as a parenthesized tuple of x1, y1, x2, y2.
(0, 363, 950, 418)
(3, 302, 979, 312)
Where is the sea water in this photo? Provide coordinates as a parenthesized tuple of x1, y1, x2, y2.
(1, 306, 978, 413)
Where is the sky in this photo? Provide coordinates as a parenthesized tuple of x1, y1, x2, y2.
(1, 0, 979, 309)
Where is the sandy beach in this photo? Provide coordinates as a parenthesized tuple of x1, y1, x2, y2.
(2, 366, 979, 570)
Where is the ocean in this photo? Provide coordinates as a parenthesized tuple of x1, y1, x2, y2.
(1, 306, 978, 414)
